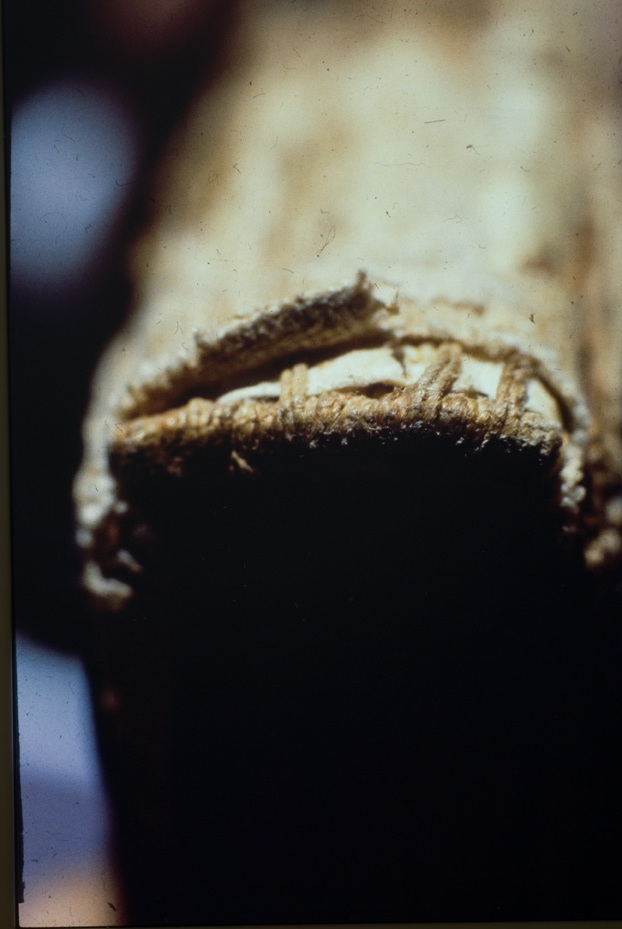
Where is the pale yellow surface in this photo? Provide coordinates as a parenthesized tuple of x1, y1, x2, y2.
(19, 861, 125, 927)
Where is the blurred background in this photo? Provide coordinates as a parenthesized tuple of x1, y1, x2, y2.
(7, 1, 234, 923)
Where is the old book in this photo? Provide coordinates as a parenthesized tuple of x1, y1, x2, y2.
(74, 1, 622, 923)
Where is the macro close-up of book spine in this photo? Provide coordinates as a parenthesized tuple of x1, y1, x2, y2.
(68, 0, 622, 924)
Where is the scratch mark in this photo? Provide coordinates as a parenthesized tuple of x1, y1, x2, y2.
(375, 161, 424, 167)
(316, 225, 336, 257)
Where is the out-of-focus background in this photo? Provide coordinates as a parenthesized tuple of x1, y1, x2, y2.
(7, 1, 233, 923)
(6, 1, 622, 926)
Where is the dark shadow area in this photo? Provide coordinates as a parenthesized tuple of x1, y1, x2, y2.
(88, 437, 622, 925)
